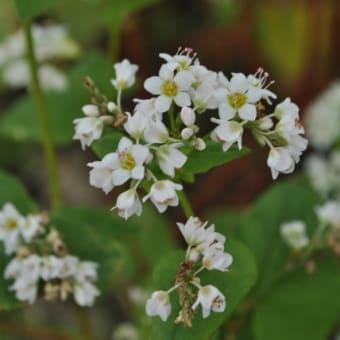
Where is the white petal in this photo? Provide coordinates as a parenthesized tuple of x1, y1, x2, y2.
(144, 76, 162, 95)
(238, 103, 256, 121)
(155, 95, 172, 113)
(174, 70, 195, 90)
(230, 73, 248, 93)
(159, 64, 175, 79)
(174, 92, 191, 107)
(112, 168, 130, 186)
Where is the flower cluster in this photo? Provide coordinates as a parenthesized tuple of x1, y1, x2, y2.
(0, 24, 80, 91)
(305, 150, 340, 199)
(0, 203, 100, 306)
(145, 217, 232, 326)
(74, 48, 308, 219)
(280, 200, 340, 257)
(304, 80, 340, 150)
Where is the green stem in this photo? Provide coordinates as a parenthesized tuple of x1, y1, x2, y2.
(24, 22, 61, 209)
(178, 190, 194, 219)
(168, 104, 177, 137)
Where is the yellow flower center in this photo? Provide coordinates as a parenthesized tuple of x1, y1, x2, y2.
(228, 92, 247, 109)
(119, 152, 136, 170)
(162, 80, 178, 97)
(6, 219, 18, 230)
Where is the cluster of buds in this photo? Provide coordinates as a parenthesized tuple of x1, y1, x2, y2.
(0, 203, 100, 306)
(280, 200, 340, 256)
(145, 217, 233, 326)
(73, 48, 308, 219)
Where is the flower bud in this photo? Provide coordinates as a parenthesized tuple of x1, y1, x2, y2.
(180, 107, 196, 126)
(82, 104, 99, 117)
(181, 127, 194, 140)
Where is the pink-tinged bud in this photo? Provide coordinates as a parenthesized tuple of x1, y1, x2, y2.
(181, 127, 194, 140)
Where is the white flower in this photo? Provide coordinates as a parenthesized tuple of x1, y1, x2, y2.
(159, 47, 196, 71)
(20, 214, 43, 243)
(145, 290, 171, 321)
(214, 72, 261, 121)
(305, 80, 340, 150)
(144, 63, 195, 112)
(59, 255, 79, 278)
(0, 203, 25, 255)
(10, 278, 38, 304)
(74, 280, 100, 306)
(202, 247, 233, 272)
(177, 217, 215, 247)
(144, 119, 169, 144)
(143, 180, 183, 213)
(190, 82, 218, 112)
(267, 147, 295, 180)
(156, 144, 187, 177)
(280, 221, 309, 250)
(4, 257, 22, 279)
(133, 98, 162, 120)
(192, 285, 226, 318)
(88, 137, 149, 193)
(112, 59, 138, 90)
(124, 111, 148, 141)
(247, 67, 277, 104)
(73, 116, 105, 150)
(75, 260, 98, 281)
(211, 118, 243, 151)
(40, 255, 62, 281)
(113, 189, 142, 220)
(316, 201, 340, 229)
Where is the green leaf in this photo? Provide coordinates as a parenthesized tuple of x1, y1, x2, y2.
(14, 0, 57, 21)
(51, 206, 139, 290)
(151, 238, 257, 340)
(253, 257, 340, 340)
(0, 170, 37, 213)
(180, 141, 249, 181)
(0, 51, 113, 146)
(92, 131, 125, 158)
(236, 176, 321, 295)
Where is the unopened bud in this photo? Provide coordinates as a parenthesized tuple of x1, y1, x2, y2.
(181, 127, 194, 140)
(180, 107, 196, 126)
(82, 104, 99, 117)
(194, 138, 206, 151)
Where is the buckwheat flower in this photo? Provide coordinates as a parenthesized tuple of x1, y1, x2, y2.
(144, 119, 169, 144)
(113, 188, 142, 220)
(143, 180, 183, 213)
(156, 144, 187, 177)
(202, 247, 233, 272)
(124, 111, 148, 141)
(159, 47, 196, 70)
(280, 221, 309, 250)
(267, 147, 295, 180)
(0, 203, 26, 255)
(247, 67, 277, 104)
(111, 59, 138, 90)
(17, 254, 41, 283)
(144, 63, 195, 112)
(304, 80, 340, 150)
(274, 98, 299, 124)
(145, 290, 171, 321)
(316, 201, 340, 229)
(211, 118, 243, 152)
(4, 257, 22, 279)
(74, 280, 100, 306)
(133, 97, 162, 120)
(75, 260, 98, 281)
(59, 255, 79, 278)
(20, 214, 43, 243)
(177, 217, 215, 247)
(215, 72, 261, 121)
(192, 285, 226, 318)
(190, 83, 218, 112)
(180, 107, 196, 126)
(88, 137, 149, 193)
(40, 255, 62, 281)
(10, 278, 38, 304)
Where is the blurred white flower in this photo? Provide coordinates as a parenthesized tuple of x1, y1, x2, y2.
(145, 290, 171, 321)
(74, 280, 100, 307)
(316, 201, 340, 230)
(280, 221, 309, 250)
(155, 144, 187, 177)
(191, 284, 226, 318)
(112, 59, 138, 91)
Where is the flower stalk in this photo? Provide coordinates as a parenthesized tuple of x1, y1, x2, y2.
(23, 21, 61, 209)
